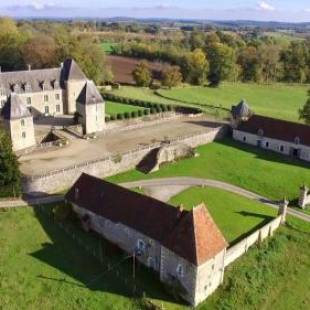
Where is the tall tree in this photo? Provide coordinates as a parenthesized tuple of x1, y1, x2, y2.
(132, 61, 152, 87)
(237, 46, 261, 82)
(299, 90, 310, 125)
(207, 43, 235, 86)
(0, 128, 21, 197)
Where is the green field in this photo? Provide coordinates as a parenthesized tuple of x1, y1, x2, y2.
(101, 42, 119, 54)
(1, 202, 309, 309)
(169, 186, 277, 243)
(108, 139, 310, 201)
(105, 101, 147, 117)
(157, 83, 309, 122)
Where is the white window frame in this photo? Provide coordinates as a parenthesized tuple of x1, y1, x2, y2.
(44, 95, 49, 102)
(21, 119, 25, 126)
(22, 131, 26, 139)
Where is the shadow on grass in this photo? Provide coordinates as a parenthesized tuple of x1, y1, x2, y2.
(216, 138, 310, 170)
(230, 211, 275, 246)
(30, 204, 179, 305)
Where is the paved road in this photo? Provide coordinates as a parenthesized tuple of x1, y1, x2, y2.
(121, 177, 310, 223)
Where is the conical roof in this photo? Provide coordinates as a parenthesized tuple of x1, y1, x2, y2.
(232, 99, 252, 118)
(1, 93, 32, 120)
(76, 80, 103, 105)
(163, 203, 227, 266)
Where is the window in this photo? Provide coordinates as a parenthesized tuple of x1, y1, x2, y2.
(294, 137, 300, 145)
(280, 145, 284, 152)
(56, 104, 60, 113)
(265, 141, 269, 148)
(21, 119, 25, 126)
(22, 132, 26, 139)
(26, 97, 31, 105)
(0, 99, 5, 108)
(44, 95, 49, 102)
(55, 93, 60, 100)
(243, 136, 246, 142)
(136, 239, 145, 251)
(176, 264, 184, 278)
(44, 106, 49, 114)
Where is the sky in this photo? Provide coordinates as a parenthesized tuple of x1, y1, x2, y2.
(0, 1, 310, 22)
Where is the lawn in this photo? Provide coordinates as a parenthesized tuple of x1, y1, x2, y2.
(105, 101, 147, 117)
(1, 204, 309, 309)
(169, 186, 277, 244)
(100, 42, 119, 54)
(157, 83, 309, 122)
(108, 138, 310, 201)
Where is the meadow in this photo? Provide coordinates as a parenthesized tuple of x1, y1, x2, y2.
(157, 83, 309, 122)
(108, 138, 310, 201)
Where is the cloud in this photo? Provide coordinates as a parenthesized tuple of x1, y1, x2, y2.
(257, 1, 275, 11)
(305, 8, 310, 13)
(30, 1, 55, 11)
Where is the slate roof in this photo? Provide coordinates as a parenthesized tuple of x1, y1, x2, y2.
(231, 99, 252, 119)
(1, 94, 32, 120)
(76, 80, 103, 105)
(0, 59, 85, 96)
(236, 114, 310, 147)
(65, 173, 227, 266)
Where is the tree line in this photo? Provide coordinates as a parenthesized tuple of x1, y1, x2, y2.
(0, 17, 112, 84)
(115, 30, 310, 86)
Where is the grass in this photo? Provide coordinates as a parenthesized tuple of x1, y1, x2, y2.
(108, 138, 310, 201)
(100, 42, 119, 54)
(157, 83, 309, 122)
(105, 101, 147, 117)
(1, 203, 309, 309)
(169, 186, 277, 243)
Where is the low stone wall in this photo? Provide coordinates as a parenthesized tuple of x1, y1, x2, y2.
(22, 126, 229, 194)
(224, 216, 282, 267)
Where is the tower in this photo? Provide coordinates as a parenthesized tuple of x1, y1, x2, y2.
(76, 80, 105, 135)
(231, 99, 252, 128)
(62, 59, 87, 114)
(1, 93, 35, 151)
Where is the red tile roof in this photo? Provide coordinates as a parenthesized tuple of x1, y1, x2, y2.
(164, 204, 228, 265)
(236, 115, 310, 147)
(65, 174, 227, 266)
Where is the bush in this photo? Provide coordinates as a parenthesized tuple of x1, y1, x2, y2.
(117, 113, 123, 120)
(138, 110, 143, 117)
(150, 108, 156, 114)
(144, 109, 150, 116)
(167, 105, 173, 111)
(131, 111, 138, 118)
(105, 116, 110, 122)
(124, 112, 130, 119)
(110, 115, 116, 121)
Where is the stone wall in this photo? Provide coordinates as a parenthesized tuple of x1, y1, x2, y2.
(224, 216, 282, 267)
(23, 125, 229, 194)
(233, 129, 310, 162)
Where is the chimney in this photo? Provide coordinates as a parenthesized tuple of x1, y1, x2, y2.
(28, 64, 31, 71)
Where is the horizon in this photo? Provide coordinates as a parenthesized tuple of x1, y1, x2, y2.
(0, 1, 310, 23)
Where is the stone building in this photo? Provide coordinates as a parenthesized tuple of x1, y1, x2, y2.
(0, 59, 105, 150)
(65, 173, 228, 306)
(232, 114, 310, 162)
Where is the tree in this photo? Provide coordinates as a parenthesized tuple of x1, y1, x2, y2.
(259, 44, 280, 83)
(183, 49, 209, 85)
(0, 128, 21, 197)
(161, 65, 183, 88)
(299, 90, 310, 125)
(207, 43, 235, 86)
(237, 46, 261, 82)
(132, 61, 152, 87)
(21, 35, 58, 69)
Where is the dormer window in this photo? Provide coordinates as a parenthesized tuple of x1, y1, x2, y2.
(53, 80, 60, 89)
(176, 264, 184, 278)
(24, 82, 32, 92)
(257, 128, 264, 137)
(40, 81, 48, 91)
(12, 84, 21, 93)
(294, 137, 300, 145)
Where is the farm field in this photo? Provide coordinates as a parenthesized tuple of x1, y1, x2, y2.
(108, 138, 310, 201)
(157, 83, 309, 122)
(1, 203, 309, 309)
(105, 101, 147, 117)
(169, 186, 277, 244)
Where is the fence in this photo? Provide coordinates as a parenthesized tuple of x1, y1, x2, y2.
(224, 215, 282, 267)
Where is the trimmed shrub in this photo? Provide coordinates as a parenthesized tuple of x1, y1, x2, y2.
(124, 112, 130, 119)
(110, 115, 116, 121)
(144, 109, 150, 116)
(138, 110, 143, 117)
(131, 111, 138, 118)
(117, 113, 123, 120)
(150, 108, 156, 114)
(105, 116, 110, 122)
